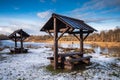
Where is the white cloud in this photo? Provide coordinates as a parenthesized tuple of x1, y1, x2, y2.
(84, 17, 113, 23)
(64, 0, 120, 31)
(0, 27, 13, 35)
(37, 10, 52, 19)
(72, 0, 120, 13)
(66, 0, 120, 24)
(101, 7, 120, 14)
(0, 18, 45, 35)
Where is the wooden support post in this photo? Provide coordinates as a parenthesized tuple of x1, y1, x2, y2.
(61, 57, 65, 69)
(80, 29, 83, 57)
(54, 17, 58, 70)
(15, 34, 17, 48)
(73, 34, 80, 41)
(46, 30, 53, 38)
(83, 33, 89, 41)
(57, 27, 69, 41)
(20, 32, 23, 53)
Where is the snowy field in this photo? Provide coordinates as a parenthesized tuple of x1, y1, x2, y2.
(0, 40, 120, 80)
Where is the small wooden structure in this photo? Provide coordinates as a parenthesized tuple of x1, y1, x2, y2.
(40, 13, 97, 70)
(8, 29, 30, 53)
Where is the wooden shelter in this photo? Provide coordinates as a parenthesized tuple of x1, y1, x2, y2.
(8, 29, 30, 53)
(40, 13, 97, 70)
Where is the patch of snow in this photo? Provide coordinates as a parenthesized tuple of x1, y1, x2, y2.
(0, 49, 10, 53)
(0, 41, 119, 80)
(117, 62, 120, 67)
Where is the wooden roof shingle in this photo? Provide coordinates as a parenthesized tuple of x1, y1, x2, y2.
(40, 13, 97, 33)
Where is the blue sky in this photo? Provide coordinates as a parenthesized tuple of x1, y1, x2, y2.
(0, 0, 120, 35)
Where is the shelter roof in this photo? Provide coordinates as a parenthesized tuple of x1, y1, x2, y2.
(8, 29, 30, 39)
(40, 13, 97, 33)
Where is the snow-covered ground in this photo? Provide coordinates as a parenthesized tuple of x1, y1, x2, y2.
(0, 40, 120, 80)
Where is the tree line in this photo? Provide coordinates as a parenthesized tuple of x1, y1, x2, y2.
(86, 27, 120, 42)
(0, 27, 120, 42)
(0, 34, 8, 40)
(26, 27, 120, 42)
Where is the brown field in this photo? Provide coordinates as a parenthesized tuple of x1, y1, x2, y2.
(39, 40, 120, 48)
(85, 41, 120, 48)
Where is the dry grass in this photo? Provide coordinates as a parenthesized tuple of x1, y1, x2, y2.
(85, 41, 120, 48)
(41, 41, 120, 48)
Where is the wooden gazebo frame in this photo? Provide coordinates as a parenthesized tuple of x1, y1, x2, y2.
(40, 13, 97, 70)
(8, 29, 30, 53)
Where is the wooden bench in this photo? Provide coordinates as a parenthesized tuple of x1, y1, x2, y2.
(10, 48, 28, 53)
(59, 52, 83, 57)
(47, 57, 54, 60)
(47, 52, 92, 70)
(68, 56, 92, 62)
(47, 52, 83, 60)
(64, 56, 92, 70)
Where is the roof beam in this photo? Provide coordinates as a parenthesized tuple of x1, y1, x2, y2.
(83, 33, 90, 41)
(68, 30, 93, 34)
(48, 28, 70, 33)
(73, 34, 80, 41)
(53, 14, 73, 29)
(46, 30, 54, 37)
(57, 27, 70, 40)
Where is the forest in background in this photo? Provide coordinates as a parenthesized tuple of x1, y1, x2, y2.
(0, 34, 8, 40)
(26, 27, 120, 42)
(0, 27, 120, 42)
(86, 27, 120, 42)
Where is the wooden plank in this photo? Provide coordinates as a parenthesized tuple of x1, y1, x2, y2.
(48, 28, 70, 33)
(59, 28, 70, 32)
(57, 27, 70, 40)
(68, 30, 93, 34)
(47, 52, 83, 59)
(60, 57, 65, 69)
(73, 34, 80, 41)
(69, 56, 92, 62)
(47, 57, 54, 60)
(14, 33, 17, 48)
(10, 48, 28, 53)
(58, 52, 83, 57)
(10, 36, 21, 38)
(46, 30, 54, 37)
(83, 33, 89, 41)
(80, 29, 83, 57)
(53, 17, 58, 70)
(64, 65, 74, 70)
(20, 32, 23, 53)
